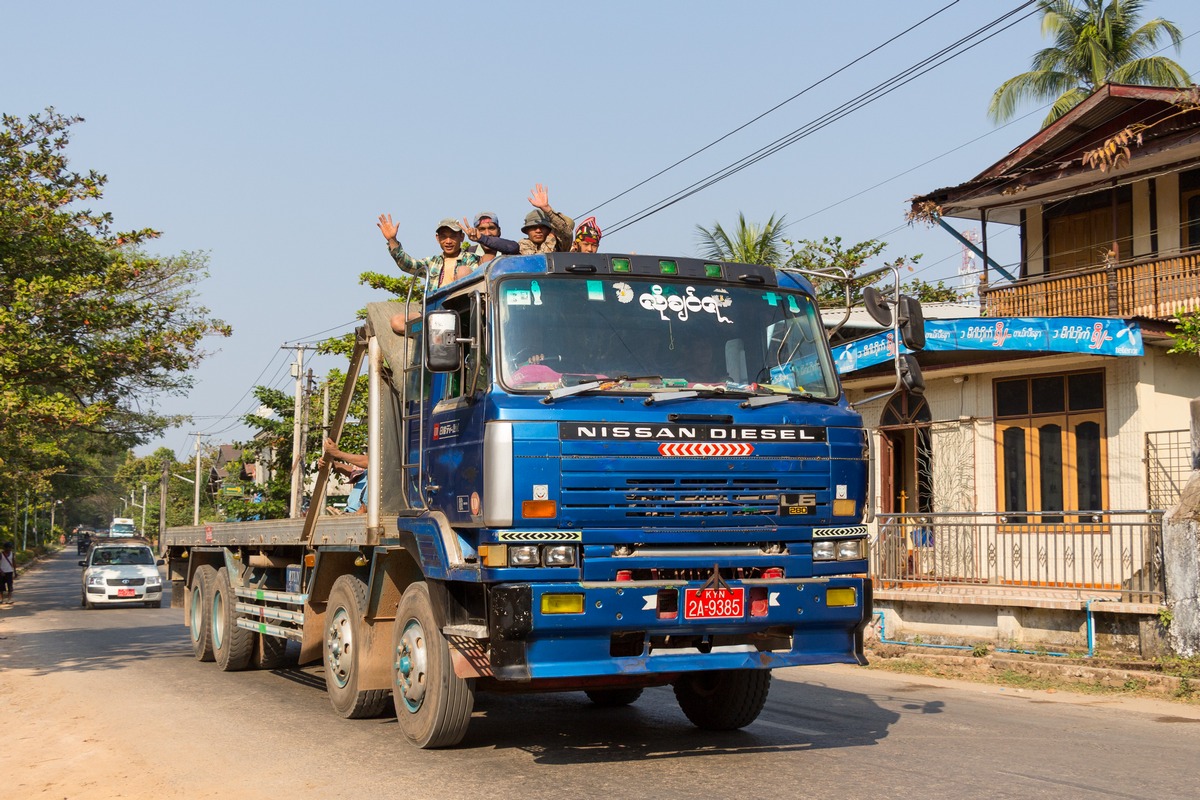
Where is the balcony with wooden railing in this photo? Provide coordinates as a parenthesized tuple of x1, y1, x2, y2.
(981, 250, 1200, 319)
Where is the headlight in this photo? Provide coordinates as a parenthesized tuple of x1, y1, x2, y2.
(87, 574, 105, 586)
(836, 539, 866, 560)
(542, 545, 576, 567)
(508, 545, 540, 566)
(813, 541, 836, 561)
(145, 574, 162, 586)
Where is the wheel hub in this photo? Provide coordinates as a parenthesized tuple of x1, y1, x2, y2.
(326, 607, 354, 688)
(395, 619, 427, 711)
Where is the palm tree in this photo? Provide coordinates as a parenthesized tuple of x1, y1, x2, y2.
(989, 0, 1190, 128)
(694, 213, 788, 267)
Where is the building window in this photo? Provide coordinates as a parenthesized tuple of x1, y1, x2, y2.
(1043, 186, 1132, 273)
(994, 370, 1107, 522)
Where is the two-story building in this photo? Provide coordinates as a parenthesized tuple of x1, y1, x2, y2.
(843, 84, 1200, 655)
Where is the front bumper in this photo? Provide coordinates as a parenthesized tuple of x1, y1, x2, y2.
(487, 576, 870, 680)
(85, 584, 163, 604)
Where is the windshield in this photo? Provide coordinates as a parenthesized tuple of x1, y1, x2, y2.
(496, 276, 839, 398)
(91, 547, 155, 566)
(111, 523, 136, 535)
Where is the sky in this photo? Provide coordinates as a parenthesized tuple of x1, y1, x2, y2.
(6, 0, 1200, 459)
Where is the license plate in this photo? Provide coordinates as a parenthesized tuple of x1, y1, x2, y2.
(684, 587, 745, 619)
(116, 588, 136, 598)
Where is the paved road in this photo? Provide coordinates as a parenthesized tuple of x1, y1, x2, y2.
(2, 550, 1198, 799)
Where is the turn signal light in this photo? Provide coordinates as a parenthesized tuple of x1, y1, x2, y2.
(615, 570, 633, 582)
(832, 499, 857, 517)
(522, 500, 557, 518)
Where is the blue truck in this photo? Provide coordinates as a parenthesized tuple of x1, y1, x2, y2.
(162, 251, 920, 748)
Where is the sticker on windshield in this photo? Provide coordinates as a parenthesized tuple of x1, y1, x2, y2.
(587, 280, 605, 301)
(639, 285, 733, 323)
(506, 287, 532, 306)
(614, 282, 634, 303)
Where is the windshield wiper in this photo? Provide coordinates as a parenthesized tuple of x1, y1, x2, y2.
(542, 374, 663, 404)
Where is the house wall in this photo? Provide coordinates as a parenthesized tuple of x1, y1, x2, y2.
(851, 349, 1199, 520)
(1157, 172, 1182, 254)
(1025, 206, 1046, 277)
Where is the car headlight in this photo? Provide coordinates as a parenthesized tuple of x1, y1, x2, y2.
(813, 541, 836, 561)
(542, 545, 576, 567)
(508, 545, 541, 566)
(836, 539, 867, 560)
(145, 574, 162, 586)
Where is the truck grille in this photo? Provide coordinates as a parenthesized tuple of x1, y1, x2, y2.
(560, 477, 820, 526)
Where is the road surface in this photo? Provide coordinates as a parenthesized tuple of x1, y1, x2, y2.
(2, 550, 1197, 799)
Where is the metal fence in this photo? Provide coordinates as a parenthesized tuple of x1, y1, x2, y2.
(1146, 429, 1193, 511)
(870, 510, 1164, 603)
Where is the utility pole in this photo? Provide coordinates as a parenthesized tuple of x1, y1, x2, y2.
(289, 347, 305, 518)
(193, 433, 204, 526)
(140, 484, 148, 537)
(159, 458, 170, 546)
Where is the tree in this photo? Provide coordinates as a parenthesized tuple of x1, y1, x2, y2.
(784, 236, 941, 307)
(1, 108, 231, 543)
(989, 0, 1190, 128)
(694, 213, 789, 267)
(0, 109, 231, 477)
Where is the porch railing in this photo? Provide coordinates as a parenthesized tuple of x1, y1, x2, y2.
(870, 510, 1164, 603)
(981, 251, 1200, 320)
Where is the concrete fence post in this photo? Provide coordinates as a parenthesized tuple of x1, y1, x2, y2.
(1161, 396, 1200, 656)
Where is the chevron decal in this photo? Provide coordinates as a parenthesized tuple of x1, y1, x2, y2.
(658, 442, 755, 457)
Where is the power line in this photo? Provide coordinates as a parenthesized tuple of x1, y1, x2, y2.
(577, 0, 966, 219)
(602, 1, 1040, 237)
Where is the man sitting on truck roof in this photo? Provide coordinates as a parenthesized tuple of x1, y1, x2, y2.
(378, 214, 482, 289)
(518, 184, 574, 254)
(461, 211, 518, 261)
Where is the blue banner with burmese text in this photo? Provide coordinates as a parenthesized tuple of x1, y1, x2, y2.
(832, 317, 1143, 375)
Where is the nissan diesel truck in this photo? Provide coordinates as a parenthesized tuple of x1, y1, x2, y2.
(162, 251, 917, 748)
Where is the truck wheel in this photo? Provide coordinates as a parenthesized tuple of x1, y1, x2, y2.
(252, 633, 293, 670)
(585, 688, 644, 707)
(324, 575, 390, 718)
(190, 565, 217, 662)
(673, 669, 771, 730)
(392, 582, 475, 748)
(211, 567, 253, 671)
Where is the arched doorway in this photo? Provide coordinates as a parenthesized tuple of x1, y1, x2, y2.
(878, 391, 933, 515)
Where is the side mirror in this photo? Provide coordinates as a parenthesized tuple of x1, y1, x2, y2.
(425, 310, 462, 373)
(862, 286, 893, 327)
(899, 353, 925, 395)
(78, 560, 87, 567)
(157, 559, 165, 566)
(897, 295, 925, 351)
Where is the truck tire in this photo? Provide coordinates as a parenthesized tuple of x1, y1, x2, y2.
(252, 633, 292, 670)
(673, 669, 771, 730)
(585, 688, 644, 707)
(211, 567, 253, 671)
(392, 582, 475, 748)
(324, 575, 390, 718)
(190, 565, 217, 662)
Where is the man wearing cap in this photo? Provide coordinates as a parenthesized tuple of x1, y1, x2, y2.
(377, 214, 482, 289)
(461, 212, 519, 261)
(518, 183, 575, 255)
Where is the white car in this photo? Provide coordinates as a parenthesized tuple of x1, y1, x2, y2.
(80, 540, 165, 609)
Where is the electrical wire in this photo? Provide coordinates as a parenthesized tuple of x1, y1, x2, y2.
(576, 0, 966, 219)
(602, 1, 1040, 237)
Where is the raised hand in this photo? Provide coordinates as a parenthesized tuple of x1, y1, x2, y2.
(461, 217, 481, 242)
(377, 213, 399, 241)
(528, 183, 550, 211)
